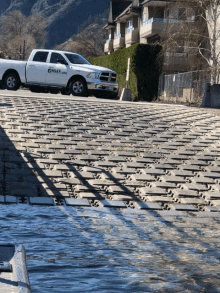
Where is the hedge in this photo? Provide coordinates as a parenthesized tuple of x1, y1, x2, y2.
(88, 43, 163, 101)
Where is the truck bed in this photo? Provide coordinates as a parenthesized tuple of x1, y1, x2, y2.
(0, 59, 26, 83)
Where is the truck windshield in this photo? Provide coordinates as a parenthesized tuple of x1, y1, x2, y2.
(64, 53, 90, 65)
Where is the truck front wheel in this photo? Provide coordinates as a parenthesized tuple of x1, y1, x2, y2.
(29, 86, 41, 93)
(4, 73, 20, 91)
(70, 78, 88, 97)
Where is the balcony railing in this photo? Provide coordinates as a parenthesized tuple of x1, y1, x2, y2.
(142, 17, 194, 26)
(164, 52, 188, 57)
(142, 18, 164, 26)
(113, 36, 125, 50)
(115, 33, 125, 39)
(125, 28, 139, 45)
(126, 27, 138, 34)
(104, 39, 113, 53)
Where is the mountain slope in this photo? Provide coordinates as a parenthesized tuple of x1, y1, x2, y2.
(0, 0, 110, 48)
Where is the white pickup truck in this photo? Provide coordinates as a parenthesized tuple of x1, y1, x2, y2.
(0, 49, 118, 98)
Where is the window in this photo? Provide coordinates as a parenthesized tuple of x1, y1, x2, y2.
(178, 8, 186, 20)
(33, 51, 48, 62)
(142, 13, 146, 23)
(50, 52, 66, 64)
(64, 53, 90, 65)
(165, 7, 195, 21)
(164, 8, 178, 19)
(186, 8, 195, 21)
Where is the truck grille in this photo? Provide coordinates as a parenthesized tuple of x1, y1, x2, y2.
(100, 72, 117, 83)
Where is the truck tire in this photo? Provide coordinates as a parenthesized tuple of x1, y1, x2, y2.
(109, 93, 119, 100)
(61, 87, 71, 95)
(29, 86, 41, 93)
(70, 78, 88, 97)
(50, 89, 59, 94)
(94, 91, 118, 100)
(4, 73, 20, 91)
(93, 92, 103, 99)
(42, 88, 49, 93)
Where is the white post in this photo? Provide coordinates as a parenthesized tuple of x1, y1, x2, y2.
(126, 57, 130, 89)
(120, 57, 132, 101)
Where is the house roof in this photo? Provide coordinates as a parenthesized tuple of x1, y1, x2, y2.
(104, 0, 132, 28)
(112, 0, 133, 20)
(104, 0, 147, 29)
(140, 0, 167, 6)
(115, 0, 144, 22)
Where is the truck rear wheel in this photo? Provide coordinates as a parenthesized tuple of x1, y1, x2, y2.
(4, 73, 20, 91)
(70, 78, 88, 97)
(61, 87, 71, 95)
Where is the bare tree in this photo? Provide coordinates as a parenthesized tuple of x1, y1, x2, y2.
(56, 24, 108, 58)
(7, 34, 36, 60)
(201, 0, 220, 82)
(0, 10, 47, 59)
(0, 0, 23, 19)
(0, 10, 27, 38)
(161, 0, 220, 83)
(25, 13, 47, 47)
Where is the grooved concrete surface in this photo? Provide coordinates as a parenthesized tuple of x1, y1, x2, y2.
(1, 91, 220, 215)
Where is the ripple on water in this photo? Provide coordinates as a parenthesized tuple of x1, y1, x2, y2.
(1, 204, 220, 292)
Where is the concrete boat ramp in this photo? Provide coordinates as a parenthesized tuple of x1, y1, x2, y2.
(1, 90, 220, 291)
(0, 91, 220, 213)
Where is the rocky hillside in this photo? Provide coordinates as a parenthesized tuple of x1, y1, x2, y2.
(0, 0, 110, 48)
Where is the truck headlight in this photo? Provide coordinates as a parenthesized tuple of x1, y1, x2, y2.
(87, 72, 99, 79)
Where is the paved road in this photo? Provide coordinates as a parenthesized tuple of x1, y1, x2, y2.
(0, 89, 220, 214)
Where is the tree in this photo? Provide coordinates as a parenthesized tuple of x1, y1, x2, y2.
(72, 26, 108, 58)
(7, 34, 36, 60)
(24, 13, 47, 48)
(54, 8, 109, 58)
(202, 0, 220, 83)
(0, 0, 23, 19)
(55, 23, 108, 58)
(0, 10, 47, 59)
(161, 0, 220, 83)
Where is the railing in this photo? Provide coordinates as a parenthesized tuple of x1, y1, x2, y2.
(164, 18, 185, 23)
(115, 33, 125, 39)
(164, 51, 188, 57)
(126, 27, 138, 34)
(158, 70, 211, 99)
(142, 18, 164, 26)
(142, 17, 194, 26)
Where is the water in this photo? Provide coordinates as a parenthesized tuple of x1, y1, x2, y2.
(1, 204, 220, 292)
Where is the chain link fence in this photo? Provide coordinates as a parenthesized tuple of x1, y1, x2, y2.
(158, 70, 211, 103)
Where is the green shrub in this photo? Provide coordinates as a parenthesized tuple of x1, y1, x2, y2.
(132, 44, 163, 101)
(88, 43, 163, 101)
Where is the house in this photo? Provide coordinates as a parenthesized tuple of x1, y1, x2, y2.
(104, 0, 198, 73)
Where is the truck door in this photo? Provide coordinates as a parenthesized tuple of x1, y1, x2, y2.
(26, 51, 49, 84)
(45, 52, 68, 86)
